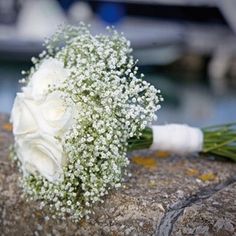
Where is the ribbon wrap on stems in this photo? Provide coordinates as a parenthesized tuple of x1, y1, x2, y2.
(150, 124, 203, 154)
(128, 123, 236, 162)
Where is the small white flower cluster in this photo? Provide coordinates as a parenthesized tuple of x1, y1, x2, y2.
(14, 24, 162, 220)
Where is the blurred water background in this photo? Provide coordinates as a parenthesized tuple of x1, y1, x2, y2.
(0, 0, 236, 127)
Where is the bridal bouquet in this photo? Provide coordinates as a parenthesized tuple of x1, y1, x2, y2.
(11, 24, 236, 220)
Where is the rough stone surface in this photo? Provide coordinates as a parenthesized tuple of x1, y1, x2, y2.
(0, 114, 236, 236)
(172, 182, 236, 236)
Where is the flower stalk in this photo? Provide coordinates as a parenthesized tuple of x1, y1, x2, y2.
(202, 123, 236, 161)
(128, 127, 153, 152)
(132, 123, 236, 161)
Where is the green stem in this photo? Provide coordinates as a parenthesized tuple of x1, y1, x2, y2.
(128, 123, 236, 162)
(127, 127, 153, 152)
(202, 122, 236, 130)
(202, 122, 236, 161)
(203, 137, 236, 152)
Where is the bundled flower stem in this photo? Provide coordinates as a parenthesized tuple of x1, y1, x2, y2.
(202, 123, 236, 161)
(132, 123, 236, 161)
(128, 127, 153, 152)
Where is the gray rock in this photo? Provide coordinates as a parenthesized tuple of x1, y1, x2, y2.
(172, 182, 236, 236)
(0, 114, 236, 236)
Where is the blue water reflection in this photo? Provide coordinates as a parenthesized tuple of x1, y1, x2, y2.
(0, 62, 235, 127)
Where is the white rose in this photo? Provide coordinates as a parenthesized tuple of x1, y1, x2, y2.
(10, 93, 38, 136)
(16, 133, 66, 183)
(39, 91, 74, 135)
(27, 58, 69, 100)
(11, 91, 74, 136)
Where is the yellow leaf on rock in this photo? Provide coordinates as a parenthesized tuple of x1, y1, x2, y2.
(148, 179, 156, 187)
(155, 151, 170, 158)
(2, 123, 12, 132)
(186, 168, 199, 176)
(79, 219, 87, 227)
(198, 172, 217, 182)
(132, 156, 157, 169)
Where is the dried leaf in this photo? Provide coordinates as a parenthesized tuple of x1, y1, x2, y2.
(155, 151, 170, 158)
(2, 123, 12, 132)
(186, 168, 199, 176)
(198, 172, 217, 182)
(132, 156, 157, 169)
(148, 179, 156, 187)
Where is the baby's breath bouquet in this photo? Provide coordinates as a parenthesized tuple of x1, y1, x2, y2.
(11, 24, 161, 220)
(11, 24, 236, 220)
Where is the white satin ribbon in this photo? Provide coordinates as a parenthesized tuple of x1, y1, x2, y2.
(150, 124, 203, 154)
